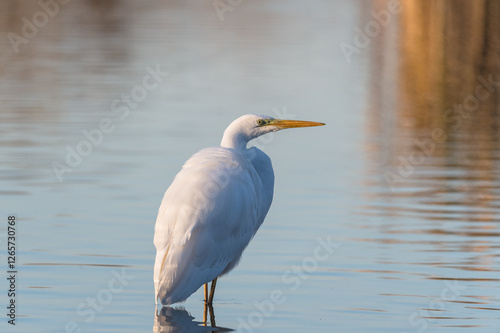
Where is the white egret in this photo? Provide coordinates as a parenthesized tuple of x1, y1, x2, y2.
(154, 114, 325, 305)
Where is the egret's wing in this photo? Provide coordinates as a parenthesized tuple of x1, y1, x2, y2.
(154, 147, 264, 305)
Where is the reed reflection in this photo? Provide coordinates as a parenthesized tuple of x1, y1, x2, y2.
(360, 5, 500, 326)
(366, 0, 500, 213)
(398, 0, 500, 129)
(363, 0, 500, 268)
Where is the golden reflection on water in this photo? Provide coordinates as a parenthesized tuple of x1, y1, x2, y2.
(362, 0, 500, 324)
(399, 0, 500, 128)
(365, 0, 500, 221)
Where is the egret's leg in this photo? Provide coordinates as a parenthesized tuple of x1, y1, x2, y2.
(208, 278, 217, 304)
(203, 283, 210, 325)
(208, 303, 216, 327)
(203, 301, 207, 325)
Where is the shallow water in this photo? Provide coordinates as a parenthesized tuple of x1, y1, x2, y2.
(1, 1, 500, 332)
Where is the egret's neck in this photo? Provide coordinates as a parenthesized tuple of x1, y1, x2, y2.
(220, 128, 250, 150)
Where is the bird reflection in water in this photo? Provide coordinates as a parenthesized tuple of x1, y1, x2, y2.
(153, 305, 232, 332)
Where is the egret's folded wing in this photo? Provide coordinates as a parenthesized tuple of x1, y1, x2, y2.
(154, 147, 263, 304)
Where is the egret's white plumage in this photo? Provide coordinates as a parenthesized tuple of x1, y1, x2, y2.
(154, 114, 324, 305)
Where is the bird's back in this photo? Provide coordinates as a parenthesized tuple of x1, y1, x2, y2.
(154, 146, 273, 305)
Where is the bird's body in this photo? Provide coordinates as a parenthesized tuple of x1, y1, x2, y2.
(154, 114, 324, 305)
(154, 146, 273, 304)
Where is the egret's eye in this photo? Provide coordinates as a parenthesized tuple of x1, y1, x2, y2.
(257, 119, 265, 126)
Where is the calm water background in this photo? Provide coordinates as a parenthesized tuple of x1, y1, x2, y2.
(1, 1, 500, 332)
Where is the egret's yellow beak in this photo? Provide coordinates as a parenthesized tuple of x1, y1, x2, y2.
(269, 119, 325, 129)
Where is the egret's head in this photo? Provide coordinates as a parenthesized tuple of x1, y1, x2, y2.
(221, 114, 325, 149)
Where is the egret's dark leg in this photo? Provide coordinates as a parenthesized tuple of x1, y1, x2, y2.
(207, 278, 217, 304)
(204, 283, 209, 303)
(208, 303, 216, 327)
